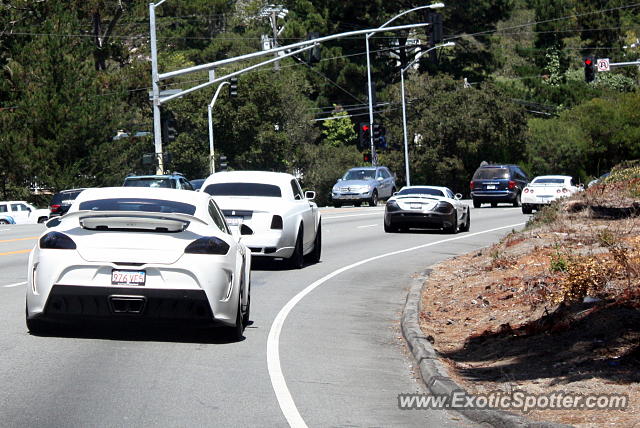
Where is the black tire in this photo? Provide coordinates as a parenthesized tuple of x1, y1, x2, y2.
(287, 227, 304, 269)
(473, 199, 481, 209)
(354, 202, 361, 207)
(384, 220, 395, 233)
(491, 202, 498, 208)
(522, 204, 533, 214)
(390, 187, 397, 198)
(333, 202, 341, 208)
(460, 208, 471, 232)
(26, 303, 51, 334)
(369, 191, 378, 207)
(444, 211, 458, 234)
(513, 192, 521, 207)
(307, 222, 321, 264)
(242, 291, 251, 328)
(37, 216, 48, 224)
(227, 297, 245, 341)
(0, 219, 9, 225)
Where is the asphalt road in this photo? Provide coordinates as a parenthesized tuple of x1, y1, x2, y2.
(0, 204, 527, 427)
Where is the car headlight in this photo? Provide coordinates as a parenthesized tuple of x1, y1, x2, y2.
(386, 200, 401, 212)
(434, 201, 454, 214)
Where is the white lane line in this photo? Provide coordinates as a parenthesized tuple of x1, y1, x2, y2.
(267, 221, 526, 428)
(357, 224, 378, 229)
(2, 282, 26, 288)
(0, 228, 10, 232)
(323, 212, 384, 221)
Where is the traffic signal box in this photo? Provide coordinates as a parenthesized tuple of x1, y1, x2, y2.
(584, 57, 595, 83)
(358, 123, 370, 150)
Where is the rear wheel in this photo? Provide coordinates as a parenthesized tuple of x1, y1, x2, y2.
(287, 227, 304, 269)
(522, 204, 533, 214)
(384, 221, 396, 233)
(354, 202, 361, 207)
(491, 202, 498, 208)
(460, 208, 471, 232)
(333, 202, 341, 208)
(307, 222, 321, 264)
(513, 192, 521, 207)
(473, 199, 481, 209)
(444, 211, 458, 234)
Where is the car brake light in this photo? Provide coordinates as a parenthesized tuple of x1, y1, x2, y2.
(270, 215, 283, 230)
(508, 180, 516, 189)
(557, 189, 561, 193)
(524, 188, 529, 193)
(562, 188, 568, 193)
(469, 181, 475, 190)
(184, 237, 229, 255)
(50, 204, 61, 213)
(40, 232, 76, 250)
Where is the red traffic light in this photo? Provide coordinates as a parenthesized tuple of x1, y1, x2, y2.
(363, 153, 371, 162)
(584, 59, 592, 66)
(361, 124, 369, 132)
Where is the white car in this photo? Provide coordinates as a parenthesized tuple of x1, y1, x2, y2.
(26, 187, 251, 340)
(384, 186, 470, 233)
(521, 175, 582, 214)
(201, 171, 321, 269)
(0, 201, 50, 224)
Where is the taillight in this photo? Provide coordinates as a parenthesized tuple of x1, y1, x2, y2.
(270, 215, 283, 230)
(39, 232, 76, 250)
(508, 180, 516, 189)
(435, 201, 454, 214)
(557, 189, 561, 193)
(562, 188, 568, 193)
(184, 237, 229, 255)
(470, 181, 475, 190)
(50, 204, 61, 213)
(524, 188, 529, 193)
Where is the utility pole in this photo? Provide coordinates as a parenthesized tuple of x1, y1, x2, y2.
(149, 1, 167, 174)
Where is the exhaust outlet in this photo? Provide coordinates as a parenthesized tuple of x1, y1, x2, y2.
(108, 295, 146, 315)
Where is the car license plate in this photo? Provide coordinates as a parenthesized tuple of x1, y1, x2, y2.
(226, 216, 243, 226)
(111, 270, 146, 286)
(486, 185, 496, 190)
(410, 203, 422, 210)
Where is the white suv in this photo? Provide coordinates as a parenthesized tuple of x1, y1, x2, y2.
(0, 201, 50, 224)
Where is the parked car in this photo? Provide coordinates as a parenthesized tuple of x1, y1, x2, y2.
(587, 172, 610, 188)
(331, 166, 396, 207)
(384, 186, 470, 233)
(0, 201, 49, 224)
(49, 188, 86, 218)
(26, 187, 251, 339)
(123, 173, 194, 190)
(469, 164, 529, 208)
(190, 178, 206, 191)
(201, 171, 321, 269)
(521, 175, 582, 214)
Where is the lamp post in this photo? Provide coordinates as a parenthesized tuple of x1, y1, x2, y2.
(365, 2, 444, 166)
(400, 41, 454, 187)
(149, 0, 170, 174)
(207, 82, 231, 175)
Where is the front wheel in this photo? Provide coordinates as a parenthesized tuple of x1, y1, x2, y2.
(227, 297, 245, 341)
(307, 222, 321, 264)
(460, 208, 471, 232)
(38, 217, 48, 223)
(369, 191, 378, 207)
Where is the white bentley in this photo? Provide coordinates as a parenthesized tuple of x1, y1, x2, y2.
(26, 187, 251, 340)
(521, 175, 582, 214)
(201, 171, 321, 269)
(384, 186, 470, 233)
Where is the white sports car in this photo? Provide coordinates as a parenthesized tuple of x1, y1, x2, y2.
(384, 186, 470, 233)
(201, 171, 321, 269)
(521, 175, 582, 214)
(26, 187, 251, 340)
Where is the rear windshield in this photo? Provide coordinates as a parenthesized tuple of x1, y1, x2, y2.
(203, 183, 282, 197)
(473, 168, 509, 180)
(398, 188, 444, 197)
(51, 190, 84, 205)
(532, 178, 565, 184)
(78, 198, 196, 215)
(343, 169, 375, 180)
(123, 177, 176, 189)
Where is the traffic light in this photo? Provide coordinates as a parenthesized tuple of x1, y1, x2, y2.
(142, 153, 155, 167)
(307, 32, 321, 64)
(229, 77, 238, 98)
(358, 123, 370, 150)
(363, 152, 371, 163)
(584, 57, 595, 83)
(161, 110, 177, 144)
(219, 155, 228, 172)
(372, 123, 381, 146)
(427, 12, 443, 64)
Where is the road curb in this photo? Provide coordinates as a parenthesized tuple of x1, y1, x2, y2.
(401, 270, 570, 428)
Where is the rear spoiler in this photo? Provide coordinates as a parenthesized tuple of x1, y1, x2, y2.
(50, 210, 207, 232)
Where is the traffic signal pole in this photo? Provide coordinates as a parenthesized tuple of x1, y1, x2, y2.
(149, 1, 168, 174)
(208, 81, 230, 175)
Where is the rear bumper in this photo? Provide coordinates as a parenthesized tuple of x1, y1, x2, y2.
(471, 190, 517, 203)
(385, 210, 455, 229)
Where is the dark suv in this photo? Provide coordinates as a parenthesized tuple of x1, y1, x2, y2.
(470, 164, 529, 208)
(49, 188, 87, 217)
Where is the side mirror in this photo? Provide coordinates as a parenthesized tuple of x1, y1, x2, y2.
(377, 176, 383, 181)
(455, 193, 463, 200)
(305, 191, 316, 200)
(393, 192, 399, 196)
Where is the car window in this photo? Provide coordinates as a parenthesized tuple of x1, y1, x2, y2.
(473, 168, 509, 180)
(397, 188, 444, 197)
(381, 169, 391, 179)
(78, 198, 196, 215)
(0, 204, 7, 213)
(11, 203, 29, 212)
(124, 177, 176, 189)
(204, 183, 282, 197)
(290, 179, 303, 200)
(446, 189, 455, 199)
(208, 200, 229, 233)
(343, 169, 375, 180)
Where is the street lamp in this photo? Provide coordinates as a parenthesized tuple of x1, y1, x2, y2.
(400, 41, 454, 186)
(365, 3, 444, 166)
(207, 81, 231, 174)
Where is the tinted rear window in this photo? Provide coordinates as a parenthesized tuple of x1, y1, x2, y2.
(203, 183, 282, 197)
(532, 178, 565, 184)
(51, 190, 83, 205)
(473, 168, 510, 180)
(398, 188, 444, 197)
(78, 198, 196, 215)
(124, 178, 176, 189)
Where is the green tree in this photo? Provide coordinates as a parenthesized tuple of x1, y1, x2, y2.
(321, 105, 356, 147)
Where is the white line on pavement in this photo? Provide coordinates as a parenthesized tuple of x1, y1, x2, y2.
(357, 224, 378, 229)
(2, 282, 26, 288)
(267, 221, 527, 428)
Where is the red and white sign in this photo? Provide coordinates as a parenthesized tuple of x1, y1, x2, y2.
(597, 58, 610, 72)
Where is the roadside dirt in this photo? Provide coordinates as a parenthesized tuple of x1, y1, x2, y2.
(419, 179, 640, 427)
